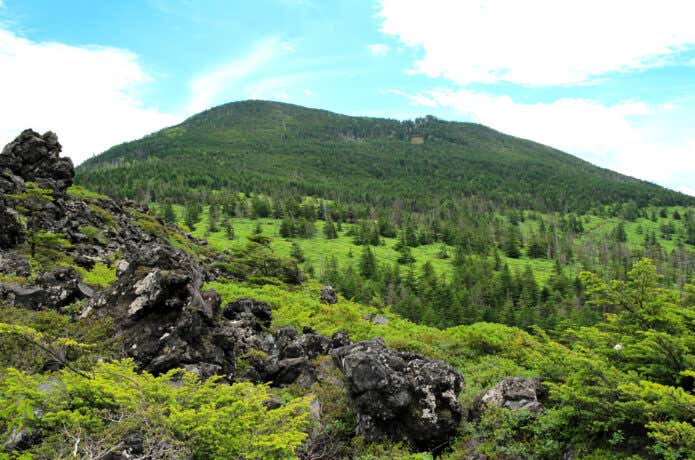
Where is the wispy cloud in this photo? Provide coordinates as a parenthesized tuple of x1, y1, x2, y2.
(186, 38, 294, 114)
(367, 43, 390, 57)
(0, 28, 178, 164)
(377, 0, 695, 86)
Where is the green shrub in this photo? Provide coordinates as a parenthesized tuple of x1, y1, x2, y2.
(0, 360, 311, 459)
(76, 262, 117, 288)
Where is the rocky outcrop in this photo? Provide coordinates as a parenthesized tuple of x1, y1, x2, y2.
(222, 297, 272, 328)
(0, 207, 24, 249)
(0, 129, 74, 194)
(472, 377, 545, 417)
(0, 266, 93, 310)
(0, 252, 30, 277)
(83, 243, 225, 375)
(81, 243, 347, 385)
(331, 337, 463, 452)
(320, 285, 338, 304)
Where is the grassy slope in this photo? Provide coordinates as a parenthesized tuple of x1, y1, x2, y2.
(173, 205, 560, 284)
(166, 204, 695, 286)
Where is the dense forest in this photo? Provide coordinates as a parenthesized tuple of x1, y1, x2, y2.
(76, 100, 695, 212)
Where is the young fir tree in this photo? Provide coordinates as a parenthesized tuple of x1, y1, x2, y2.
(279, 218, 294, 238)
(323, 219, 338, 239)
(6, 183, 71, 258)
(184, 202, 202, 229)
(161, 201, 177, 224)
(223, 218, 235, 240)
(359, 245, 377, 279)
(613, 221, 628, 243)
(290, 242, 305, 262)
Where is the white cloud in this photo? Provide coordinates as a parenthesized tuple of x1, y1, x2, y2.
(0, 28, 179, 165)
(186, 38, 294, 114)
(396, 88, 695, 193)
(377, 0, 695, 86)
(367, 43, 390, 57)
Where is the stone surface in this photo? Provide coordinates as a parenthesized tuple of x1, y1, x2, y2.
(473, 377, 545, 417)
(331, 337, 463, 451)
(0, 266, 91, 310)
(0, 206, 24, 249)
(320, 284, 338, 304)
(0, 129, 74, 193)
(84, 243, 225, 375)
(222, 297, 272, 328)
(0, 252, 31, 277)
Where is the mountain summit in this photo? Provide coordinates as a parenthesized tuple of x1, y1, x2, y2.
(76, 100, 693, 211)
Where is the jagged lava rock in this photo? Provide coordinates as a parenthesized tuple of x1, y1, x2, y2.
(474, 377, 545, 416)
(320, 284, 338, 304)
(0, 129, 74, 194)
(0, 266, 93, 310)
(83, 243, 225, 375)
(331, 337, 463, 452)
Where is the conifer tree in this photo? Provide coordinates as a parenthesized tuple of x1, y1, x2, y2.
(359, 245, 377, 279)
(323, 219, 338, 239)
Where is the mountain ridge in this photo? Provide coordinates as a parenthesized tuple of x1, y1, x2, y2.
(76, 99, 695, 211)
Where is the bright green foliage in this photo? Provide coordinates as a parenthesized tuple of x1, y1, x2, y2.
(75, 262, 117, 288)
(65, 185, 109, 201)
(27, 230, 72, 259)
(0, 360, 311, 459)
(0, 312, 113, 375)
(579, 259, 695, 386)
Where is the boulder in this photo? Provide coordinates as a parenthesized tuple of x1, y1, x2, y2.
(0, 252, 31, 277)
(320, 285, 338, 304)
(0, 266, 92, 310)
(83, 243, 226, 375)
(0, 129, 74, 193)
(474, 377, 545, 415)
(0, 206, 24, 249)
(331, 337, 463, 452)
(363, 313, 389, 325)
(222, 297, 272, 328)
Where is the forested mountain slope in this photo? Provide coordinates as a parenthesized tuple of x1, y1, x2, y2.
(3, 129, 695, 459)
(76, 100, 694, 212)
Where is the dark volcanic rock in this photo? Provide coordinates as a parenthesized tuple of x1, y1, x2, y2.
(0, 206, 24, 249)
(331, 337, 463, 452)
(0, 129, 74, 193)
(0, 252, 30, 277)
(473, 377, 545, 416)
(222, 297, 272, 328)
(0, 266, 92, 310)
(83, 243, 225, 375)
(320, 284, 338, 304)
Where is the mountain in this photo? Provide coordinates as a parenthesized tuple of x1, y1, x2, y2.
(2, 129, 694, 459)
(76, 100, 694, 211)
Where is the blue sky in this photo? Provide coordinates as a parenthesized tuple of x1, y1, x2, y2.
(1, 0, 694, 194)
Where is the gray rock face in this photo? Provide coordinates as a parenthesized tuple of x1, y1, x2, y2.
(0, 207, 24, 249)
(363, 313, 389, 325)
(475, 377, 545, 415)
(331, 337, 463, 452)
(222, 297, 272, 328)
(0, 129, 74, 194)
(320, 285, 338, 304)
(0, 266, 92, 310)
(0, 252, 31, 277)
(84, 243, 224, 375)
